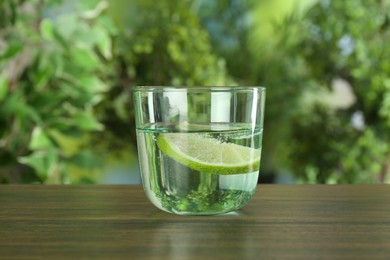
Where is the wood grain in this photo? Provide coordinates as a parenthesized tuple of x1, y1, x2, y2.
(1, 185, 389, 259)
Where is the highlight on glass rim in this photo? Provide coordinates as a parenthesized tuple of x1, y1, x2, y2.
(1, 0, 389, 185)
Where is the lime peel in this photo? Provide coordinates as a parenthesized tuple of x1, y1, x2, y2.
(157, 133, 261, 175)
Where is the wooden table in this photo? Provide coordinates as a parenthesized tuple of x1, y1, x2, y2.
(1, 185, 389, 259)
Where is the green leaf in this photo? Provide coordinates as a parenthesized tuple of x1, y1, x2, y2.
(68, 150, 104, 169)
(0, 43, 23, 60)
(18, 149, 58, 181)
(1, 90, 22, 115)
(57, 81, 83, 98)
(29, 127, 53, 150)
(73, 111, 104, 131)
(34, 68, 53, 91)
(94, 27, 112, 59)
(40, 19, 54, 40)
(90, 26, 112, 60)
(96, 16, 118, 35)
(19, 152, 47, 179)
(78, 75, 109, 93)
(70, 47, 99, 71)
(23, 104, 42, 124)
(113, 92, 130, 120)
(0, 74, 9, 101)
(74, 25, 99, 48)
(56, 14, 78, 39)
(80, 1, 109, 19)
(48, 129, 84, 157)
(53, 29, 69, 51)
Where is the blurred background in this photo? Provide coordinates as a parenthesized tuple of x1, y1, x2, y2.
(1, 0, 389, 184)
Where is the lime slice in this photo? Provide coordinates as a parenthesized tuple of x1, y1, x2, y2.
(157, 133, 261, 175)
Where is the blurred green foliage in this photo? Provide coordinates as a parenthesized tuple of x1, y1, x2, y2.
(1, 0, 389, 184)
(0, 0, 114, 183)
(0, 0, 231, 183)
(197, 0, 390, 183)
(288, 0, 390, 183)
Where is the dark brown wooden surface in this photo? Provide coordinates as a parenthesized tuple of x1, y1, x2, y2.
(1, 185, 390, 259)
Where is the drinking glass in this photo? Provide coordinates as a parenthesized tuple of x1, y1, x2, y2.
(133, 86, 265, 215)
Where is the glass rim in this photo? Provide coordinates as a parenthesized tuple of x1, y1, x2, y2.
(133, 86, 266, 93)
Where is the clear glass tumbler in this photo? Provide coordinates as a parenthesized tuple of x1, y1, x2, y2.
(133, 86, 265, 215)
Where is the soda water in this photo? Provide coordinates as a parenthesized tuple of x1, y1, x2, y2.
(136, 123, 262, 215)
